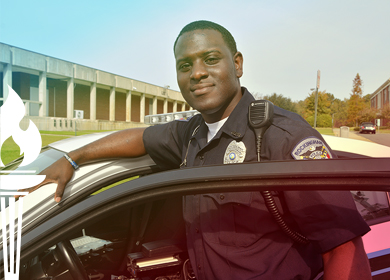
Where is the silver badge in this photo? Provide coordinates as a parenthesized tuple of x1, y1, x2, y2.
(224, 140, 246, 164)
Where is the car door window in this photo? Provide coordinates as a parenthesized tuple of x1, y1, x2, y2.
(20, 195, 186, 280)
(351, 191, 390, 225)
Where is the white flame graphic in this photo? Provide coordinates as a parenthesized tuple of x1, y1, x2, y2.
(0, 86, 42, 167)
(0, 86, 46, 280)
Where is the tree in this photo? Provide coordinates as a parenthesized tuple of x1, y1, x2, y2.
(380, 104, 390, 126)
(262, 93, 298, 113)
(295, 100, 306, 118)
(304, 90, 331, 116)
(302, 90, 333, 127)
(347, 73, 366, 127)
(252, 92, 263, 100)
(357, 107, 378, 123)
(363, 94, 372, 104)
(306, 114, 333, 127)
(332, 98, 349, 127)
(303, 90, 331, 121)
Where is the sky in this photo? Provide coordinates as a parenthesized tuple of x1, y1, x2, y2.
(0, 0, 389, 102)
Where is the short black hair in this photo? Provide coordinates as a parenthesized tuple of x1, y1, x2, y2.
(173, 20, 237, 55)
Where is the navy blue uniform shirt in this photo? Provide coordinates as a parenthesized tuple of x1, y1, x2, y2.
(143, 88, 370, 280)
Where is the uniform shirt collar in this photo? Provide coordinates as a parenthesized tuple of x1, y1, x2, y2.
(206, 117, 229, 142)
(220, 87, 254, 140)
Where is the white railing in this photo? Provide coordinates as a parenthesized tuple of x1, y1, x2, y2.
(144, 110, 199, 125)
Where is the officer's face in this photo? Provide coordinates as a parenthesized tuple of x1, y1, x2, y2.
(174, 29, 243, 123)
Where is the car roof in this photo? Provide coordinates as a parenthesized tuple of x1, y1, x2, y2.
(322, 135, 390, 157)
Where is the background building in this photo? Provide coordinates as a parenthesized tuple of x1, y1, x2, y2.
(0, 43, 190, 131)
(371, 77, 390, 126)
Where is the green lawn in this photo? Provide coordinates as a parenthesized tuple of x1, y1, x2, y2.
(1, 135, 72, 165)
(377, 129, 390, 134)
(1, 130, 117, 165)
(315, 128, 335, 135)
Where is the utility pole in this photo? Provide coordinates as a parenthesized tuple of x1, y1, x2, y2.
(314, 70, 320, 129)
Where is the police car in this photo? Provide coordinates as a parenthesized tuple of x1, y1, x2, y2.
(0, 124, 390, 279)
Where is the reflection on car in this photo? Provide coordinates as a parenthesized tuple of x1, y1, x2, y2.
(0, 132, 390, 280)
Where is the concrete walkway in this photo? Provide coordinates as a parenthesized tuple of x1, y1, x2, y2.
(332, 128, 373, 142)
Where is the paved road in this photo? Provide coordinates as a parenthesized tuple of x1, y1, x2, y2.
(353, 132, 390, 147)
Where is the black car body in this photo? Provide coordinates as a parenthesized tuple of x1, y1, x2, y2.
(360, 122, 377, 134)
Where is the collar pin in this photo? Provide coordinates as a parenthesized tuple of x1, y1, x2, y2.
(231, 131, 241, 137)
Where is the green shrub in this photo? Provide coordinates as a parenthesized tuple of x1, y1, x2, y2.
(305, 114, 332, 127)
(317, 115, 332, 128)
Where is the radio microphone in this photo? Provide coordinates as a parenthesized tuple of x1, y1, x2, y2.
(248, 100, 309, 244)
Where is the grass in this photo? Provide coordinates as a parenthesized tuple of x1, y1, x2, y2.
(1, 135, 72, 165)
(1, 137, 23, 165)
(1, 130, 117, 165)
(377, 129, 390, 134)
(315, 128, 335, 136)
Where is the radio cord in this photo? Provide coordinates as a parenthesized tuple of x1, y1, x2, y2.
(249, 100, 309, 245)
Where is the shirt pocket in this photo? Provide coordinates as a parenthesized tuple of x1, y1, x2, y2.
(202, 192, 262, 247)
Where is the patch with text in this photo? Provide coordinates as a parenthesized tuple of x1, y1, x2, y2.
(291, 136, 332, 160)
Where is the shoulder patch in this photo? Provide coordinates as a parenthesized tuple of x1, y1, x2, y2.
(291, 136, 333, 160)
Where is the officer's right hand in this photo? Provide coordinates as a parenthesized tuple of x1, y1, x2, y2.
(15, 156, 75, 203)
(14, 128, 147, 203)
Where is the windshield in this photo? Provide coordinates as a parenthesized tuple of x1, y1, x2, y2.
(1, 147, 64, 174)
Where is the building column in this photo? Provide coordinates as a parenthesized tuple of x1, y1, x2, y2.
(173, 100, 178, 113)
(38, 71, 47, 117)
(2, 63, 12, 101)
(90, 82, 96, 120)
(152, 96, 157, 115)
(67, 77, 74, 119)
(126, 90, 132, 122)
(140, 93, 145, 123)
(181, 103, 186, 111)
(163, 98, 168, 114)
(109, 87, 115, 121)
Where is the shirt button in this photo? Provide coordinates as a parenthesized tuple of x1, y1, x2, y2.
(220, 194, 225, 200)
(195, 228, 199, 233)
(198, 265, 201, 270)
(199, 154, 204, 160)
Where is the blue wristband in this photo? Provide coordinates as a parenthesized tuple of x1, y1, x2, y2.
(63, 154, 79, 170)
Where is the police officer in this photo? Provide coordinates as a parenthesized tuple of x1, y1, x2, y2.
(23, 20, 372, 279)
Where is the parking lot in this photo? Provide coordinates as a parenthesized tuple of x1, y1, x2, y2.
(358, 132, 390, 147)
(333, 128, 390, 147)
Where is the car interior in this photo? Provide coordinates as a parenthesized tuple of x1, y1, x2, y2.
(20, 194, 191, 280)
